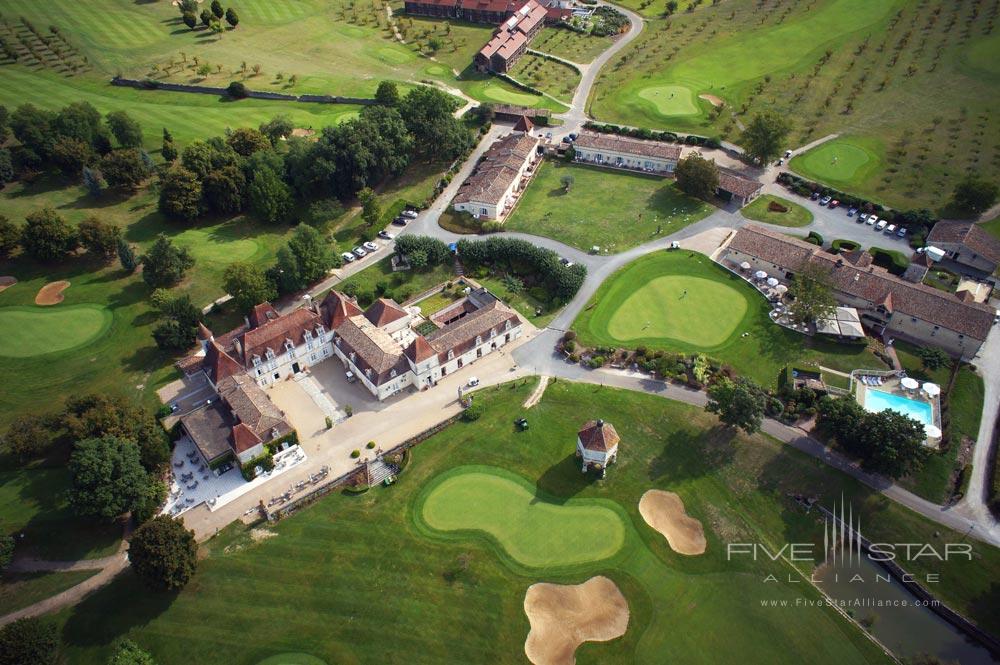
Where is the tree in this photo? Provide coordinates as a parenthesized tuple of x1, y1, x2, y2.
(918, 346, 950, 371)
(0, 535, 13, 571)
(106, 111, 143, 149)
(182, 11, 197, 29)
(50, 136, 95, 177)
(375, 80, 400, 106)
(247, 167, 292, 224)
(226, 127, 270, 157)
(108, 640, 156, 665)
(200, 8, 213, 27)
(177, 0, 199, 13)
(259, 115, 294, 145)
(100, 149, 150, 192)
(68, 436, 151, 520)
(225, 8, 239, 28)
(951, 176, 998, 215)
(82, 166, 105, 197)
(78, 217, 121, 259)
(740, 110, 791, 165)
(10, 104, 55, 159)
(223, 261, 277, 313)
(0, 617, 59, 665)
(52, 101, 106, 150)
(227, 81, 248, 99)
(201, 165, 246, 215)
(0, 104, 8, 144)
(286, 224, 333, 284)
(359, 187, 381, 227)
(62, 394, 170, 473)
(158, 167, 203, 221)
(117, 237, 138, 272)
(787, 262, 836, 325)
(211, 0, 225, 18)
(560, 174, 574, 192)
(674, 154, 719, 200)
(161, 137, 177, 163)
(0, 215, 18, 258)
(128, 515, 198, 592)
(664, 0, 678, 14)
(181, 137, 239, 179)
(304, 198, 345, 230)
(705, 377, 766, 434)
(857, 409, 928, 477)
(272, 244, 303, 294)
(141, 234, 194, 288)
(400, 86, 470, 161)
(0, 148, 12, 188)
(20, 208, 78, 262)
(2, 415, 52, 462)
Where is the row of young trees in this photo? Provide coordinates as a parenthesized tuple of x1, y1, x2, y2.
(178, 0, 239, 33)
(454, 236, 587, 303)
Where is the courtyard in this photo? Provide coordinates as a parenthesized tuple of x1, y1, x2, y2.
(503, 161, 712, 252)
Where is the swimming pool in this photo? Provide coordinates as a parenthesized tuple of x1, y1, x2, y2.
(863, 389, 933, 427)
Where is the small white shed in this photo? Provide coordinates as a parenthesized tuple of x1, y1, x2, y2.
(576, 419, 620, 478)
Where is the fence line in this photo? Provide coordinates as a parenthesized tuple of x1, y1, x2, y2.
(110, 77, 377, 105)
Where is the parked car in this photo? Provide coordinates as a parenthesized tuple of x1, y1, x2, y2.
(352, 246, 367, 258)
(341, 251, 356, 263)
(467, 376, 480, 387)
(363, 240, 378, 252)
(559, 257, 574, 267)
(401, 210, 419, 219)
(810, 191, 820, 200)
(820, 196, 832, 206)
(859, 212, 869, 221)
(392, 216, 408, 226)
(884, 224, 897, 235)
(345, 370, 356, 383)
(784, 149, 792, 158)
(867, 215, 878, 226)
(896, 227, 907, 238)
(875, 220, 888, 231)
(568, 132, 578, 141)
(378, 230, 394, 240)
(828, 199, 840, 209)
(776, 158, 784, 166)
(847, 207, 857, 217)
(545, 132, 553, 140)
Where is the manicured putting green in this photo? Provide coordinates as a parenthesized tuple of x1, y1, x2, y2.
(637, 85, 700, 116)
(607, 276, 747, 346)
(419, 467, 626, 568)
(0, 305, 112, 358)
(424, 64, 450, 77)
(790, 136, 883, 189)
(255, 654, 328, 665)
(171, 228, 261, 263)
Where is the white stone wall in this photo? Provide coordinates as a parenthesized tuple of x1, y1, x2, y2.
(573, 146, 676, 173)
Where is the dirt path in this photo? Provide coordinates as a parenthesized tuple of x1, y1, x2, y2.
(523, 375, 550, 408)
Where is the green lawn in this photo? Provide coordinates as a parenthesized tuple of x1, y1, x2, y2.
(573, 251, 887, 387)
(0, 570, 99, 616)
(330, 257, 455, 307)
(0, 305, 112, 359)
(509, 54, 581, 102)
(413, 288, 461, 317)
(461, 74, 569, 112)
(981, 217, 1000, 241)
(789, 136, 886, 193)
(49, 379, 944, 664)
(532, 27, 613, 64)
(741, 195, 814, 228)
(476, 275, 559, 328)
(504, 161, 712, 253)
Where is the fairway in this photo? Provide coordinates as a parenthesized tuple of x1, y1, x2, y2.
(418, 467, 626, 568)
(606, 276, 747, 346)
(0, 305, 112, 358)
(637, 85, 700, 116)
(790, 137, 883, 188)
(171, 227, 262, 264)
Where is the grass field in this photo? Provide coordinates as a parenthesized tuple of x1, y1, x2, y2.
(508, 54, 581, 102)
(504, 161, 712, 252)
(573, 251, 887, 387)
(0, 570, 99, 616)
(51, 379, 970, 664)
(329, 257, 455, 306)
(475, 275, 560, 329)
(532, 27, 613, 64)
(0, 305, 112, 358)
(588, 0, 1000, 210)
(740, 194, 814, 227)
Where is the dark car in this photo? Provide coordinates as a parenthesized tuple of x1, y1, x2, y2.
(392, 216, 408, 226)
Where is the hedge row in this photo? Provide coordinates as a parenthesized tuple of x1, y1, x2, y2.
(582, 121, 721, 149)
(868, 247, 909, 276)
(111, 76, 377, 105)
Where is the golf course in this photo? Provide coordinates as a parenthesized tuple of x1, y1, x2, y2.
(0, 305, 112, 358)
(789, 137, 885, 192)
(573, 251, 886, 386)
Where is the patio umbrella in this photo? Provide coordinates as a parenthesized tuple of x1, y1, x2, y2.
(925, 425, 942, 439)
(922, 382, 941, 397)
(774, 284, 788, 294)
(740, 261, 751, 271)
(754, 270, 768, 280)
(900, 377, 919, 390)
(766, 277, 780, 287)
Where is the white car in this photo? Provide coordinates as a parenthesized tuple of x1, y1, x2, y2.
(859, 212, 869, 221)
(401, 210, 419, 219)
(341, 252, 356, 263)
(352, 246, 367, 258)
(884, 224, 897, 235)
(467, 377, 480, 387)
(363, 241, 378, 252)
(866, 215, 878, 226)
(875, 220, 887, 231)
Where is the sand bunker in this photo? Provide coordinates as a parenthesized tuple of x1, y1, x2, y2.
(524, 576, 629, 665)
(0, 276, 16, 293)
(699, 94, 724, 107)
(291, 128, 316, 138)
(35, 280, 70, 306)
(638, 490, 706, 555)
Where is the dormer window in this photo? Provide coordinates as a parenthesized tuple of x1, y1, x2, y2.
(475, 335, 482, 346)
(252, 355, 261, 366)
(303, 329, 312, 340)
(504, 320, 512, 331)
(316, 324, 325, 336)
(350, 352, 356, 362)
(285, 338, 294, 350)
(490, 328, 497, 338)
(265, 348, 276, 360)
(447, 350, 455, 360)
(390, 369, 397, 378)
(365, 368, 372, 378)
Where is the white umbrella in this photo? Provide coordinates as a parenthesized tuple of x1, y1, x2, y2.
(754, 270, 768, 280)
(900, 377, 919, 390)
(925, 425, 942, 438)
(740, 261, 751, 271)
(766, 277, 780, 287)
(774, 284, 788, 294)
(922, 382, 941, 397)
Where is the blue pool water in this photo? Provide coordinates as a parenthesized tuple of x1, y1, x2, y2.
(863, 389, 933, 427)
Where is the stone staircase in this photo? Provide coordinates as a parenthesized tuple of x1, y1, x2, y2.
(367, 459, 395, 486)
(453, 256, 465, 276)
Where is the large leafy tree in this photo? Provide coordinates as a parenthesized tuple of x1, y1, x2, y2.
(20, 208, 78, 262)
(787, 262, 836, 326)
(52, 101, 109, 152)
(67, 436, 152, 520)
(375, 80, 400, 106)
(201, 164, 246, 215)
(2, 414, 53, 462)
(226, 127, 271, 157)
(674, 154, 719, 201)
(223, 261, 277, 313)
(817, 397, 928, 478)
(100, 148, 151, 192)
(141, 234, 194, 288)
(151, 291, 202, 351)
(77, 216, 122, 259)
(259, 115, 294, 145)
(128, 515, 198, 592)
(50, 136, 95, 177)
(705, 377, 766, 434)
(286, 223, 333, 284)
(10, 104, 56, 158)
(359, 187, 381, 228)
(247, 165, 292, 224)
(0, 617, 60, 665)
(399, 86, 470, 161)
(951, 176, 998, 215)
(108, 640, 156, 665)
(105, 111, 143, 149)
(158, 167, 203, 221)
(0, 214, 20, 258)
(62, 394, 170, 473)
(181, 138, 240, 180)
(740, 111, 791, 165)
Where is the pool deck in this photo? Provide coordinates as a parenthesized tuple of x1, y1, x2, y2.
(851, 370, 942, 448)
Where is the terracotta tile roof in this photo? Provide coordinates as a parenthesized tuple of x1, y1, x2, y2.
(573, 130, 681, 161)
(404, 334, 437, 363)
(217, 374, 290, 439)
(242, 307, 323, 367)
(205, 339, 244, 384)
(335, 315, 410, 386)
(322, 291, 364, 328)
(176, 353, 205, 375)
(487, 104, 550, 118)
(231, 422, 263, 454)
(578, 420, 620, 452)
(453, 133, 538, 206)
(248, 303, 280, 329)
(717, 168, 763, 199)
(458, 0, 526, 12)
(927, 221, 1000, 265)
(729, 225, 995, 340)
(426, 299, 520, 359)
(197, 322, 213, 340)
(513, 115, 534, 133)
(365, 298, 409, 327)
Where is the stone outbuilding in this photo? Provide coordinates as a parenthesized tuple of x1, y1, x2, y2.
(576, 419, 620, 477)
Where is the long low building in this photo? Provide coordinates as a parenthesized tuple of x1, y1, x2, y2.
(571, 130, 681, 174)
(719, 224, 996, 359)
(474, 0, 547, 73)
(452, 120, 540, 219)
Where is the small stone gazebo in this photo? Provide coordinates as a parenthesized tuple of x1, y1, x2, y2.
(576, 419, 620, 478)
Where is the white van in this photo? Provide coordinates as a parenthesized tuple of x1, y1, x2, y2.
(875, 220, 888, 231)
